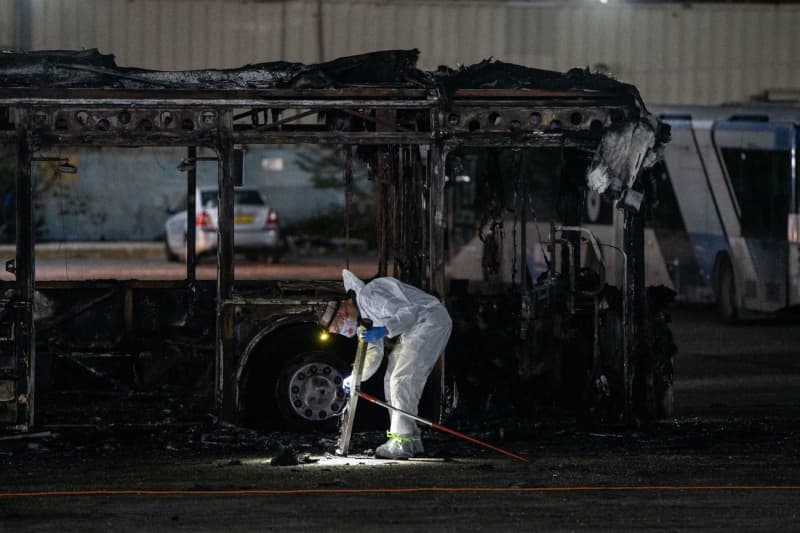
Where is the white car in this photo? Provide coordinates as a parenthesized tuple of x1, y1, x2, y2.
(164, 186, 282, 262)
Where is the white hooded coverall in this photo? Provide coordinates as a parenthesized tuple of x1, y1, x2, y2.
(342, 269, 452, 436)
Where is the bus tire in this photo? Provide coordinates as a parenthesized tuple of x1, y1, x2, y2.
(717, 260, 738, 322)
(240, 323, 354, 431)
(274, 351, 348, 431)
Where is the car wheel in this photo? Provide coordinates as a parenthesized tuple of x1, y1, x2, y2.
(652, 316, 675, 419)
(274, 351, 348, 430)
(164, 237, 180, 262)
(717, 260, 738, 322)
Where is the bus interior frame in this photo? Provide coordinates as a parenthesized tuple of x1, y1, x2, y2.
(0, 49, 669, 432)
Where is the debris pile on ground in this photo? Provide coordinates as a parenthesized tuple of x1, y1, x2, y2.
(2, 415, 796, 470)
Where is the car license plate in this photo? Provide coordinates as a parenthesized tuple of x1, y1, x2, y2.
(234, 214, 253, 224)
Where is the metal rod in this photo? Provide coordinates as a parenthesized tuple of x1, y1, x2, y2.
(516, 150, 529, 340)
(340, 108, 413, 133)
(0, 97, 436, 108)
(356, 391, 529, 463)
(255, 109, 318, 132)
(1, 130, 596, 150)
(38, 288, 118, 330)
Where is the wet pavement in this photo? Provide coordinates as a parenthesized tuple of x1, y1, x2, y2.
(1, 305, 799, 531)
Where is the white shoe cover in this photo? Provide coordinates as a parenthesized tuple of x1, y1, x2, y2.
(375, 435, 419, 459)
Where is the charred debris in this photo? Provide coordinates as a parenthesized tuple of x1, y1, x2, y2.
(0, 49, 672, 436)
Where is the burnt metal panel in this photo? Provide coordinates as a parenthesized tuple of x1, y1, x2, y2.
(215, 117, 236, 422)
(13, 111, 35, 430)
(0, 378, 15, 424)
(623, 195, 645, 422)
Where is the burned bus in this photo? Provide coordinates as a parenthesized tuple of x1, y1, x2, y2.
(0, 49, 670, 434)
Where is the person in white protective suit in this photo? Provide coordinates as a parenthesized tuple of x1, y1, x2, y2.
(320, 269, 452, 459)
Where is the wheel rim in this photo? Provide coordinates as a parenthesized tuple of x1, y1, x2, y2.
(286, 362, 346, 421)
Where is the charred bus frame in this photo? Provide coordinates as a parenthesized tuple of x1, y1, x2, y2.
(0, 56, 663, 431)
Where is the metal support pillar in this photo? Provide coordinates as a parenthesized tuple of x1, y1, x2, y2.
(514, 150, 531, 342)
(342, 145, 353, 269)
(376, 148, 389, 277)
(560, 154, 583, 284)
(399, 145, 422, 287)
(428, 141, 446, 299)
(15, 115, 35, 430)
(215, 125, 236, 422)
(622, 200, 644, 423)
(415, 147, 429, 287)
(186, 146, 197, 283)
(397, 146, 407, 282)
(428, 107, 446, 298)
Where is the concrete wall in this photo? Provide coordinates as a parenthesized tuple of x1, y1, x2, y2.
(32, 146, 354, 241)
(0, 0, 14, 49)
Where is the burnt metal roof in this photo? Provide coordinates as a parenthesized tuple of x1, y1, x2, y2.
(0, 48, 668, 192)
(0, 48, 638, 96)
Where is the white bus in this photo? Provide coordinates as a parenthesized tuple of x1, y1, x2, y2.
(645, 103, 800, 319)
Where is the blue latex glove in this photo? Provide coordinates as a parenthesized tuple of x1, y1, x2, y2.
(359, 326, 387, 343)
(342, 374, 353, 395)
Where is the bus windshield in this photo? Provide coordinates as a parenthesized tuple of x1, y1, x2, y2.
(720, 148, 791, 239)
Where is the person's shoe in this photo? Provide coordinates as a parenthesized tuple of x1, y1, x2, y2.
(375, 433, 417, 459)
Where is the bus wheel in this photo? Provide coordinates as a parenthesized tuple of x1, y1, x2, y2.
(241, 324, 354, 431)
(274, 351, 348, 431)
(717, 261, 738, 322)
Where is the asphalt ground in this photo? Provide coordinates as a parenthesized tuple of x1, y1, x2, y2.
(1, 415, 797, 532)
(0, 254, 798, 531)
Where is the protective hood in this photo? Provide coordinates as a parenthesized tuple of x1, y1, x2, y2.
(342, 269, 365, 299)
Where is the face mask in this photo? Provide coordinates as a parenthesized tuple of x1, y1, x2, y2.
(338, 317, 358, 338)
